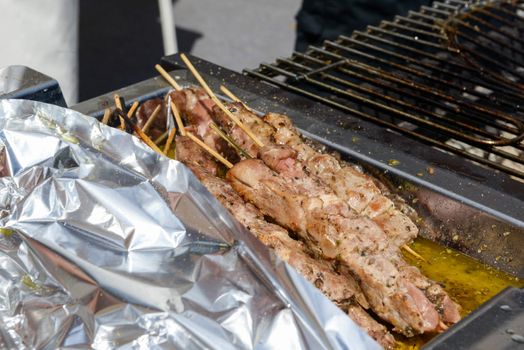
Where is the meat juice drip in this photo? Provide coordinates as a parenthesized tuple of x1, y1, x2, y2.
(395, 237, 523, 349)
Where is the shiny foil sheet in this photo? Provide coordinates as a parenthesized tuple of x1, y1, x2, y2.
(0, 100, 379, 350)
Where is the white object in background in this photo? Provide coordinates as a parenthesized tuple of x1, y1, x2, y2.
(0, 0, 79, 105)
(158, 0, 178, 55)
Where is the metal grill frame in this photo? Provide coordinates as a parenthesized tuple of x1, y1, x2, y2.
(245, 0, 524, 181)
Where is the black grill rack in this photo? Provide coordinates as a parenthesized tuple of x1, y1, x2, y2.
(245, 0, 524, 181)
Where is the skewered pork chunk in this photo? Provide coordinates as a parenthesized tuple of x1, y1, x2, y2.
(189, 162, 396, 348)
(227, 159, 440, 336)
(175, 127, 219, 177)
(263, 112, 418, 248)
(210, 100, 460, 330)
(211, 102, 274, 158)
(169, 88, 239, 162)
(175, 116, 396, 348)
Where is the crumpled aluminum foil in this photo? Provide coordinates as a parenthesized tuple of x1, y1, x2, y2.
(0, 99, 380, 350)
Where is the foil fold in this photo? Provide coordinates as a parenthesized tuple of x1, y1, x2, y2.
(0, 99, 380, 350)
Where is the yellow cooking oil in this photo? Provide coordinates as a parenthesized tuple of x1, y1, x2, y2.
(395, 237, 523, 349)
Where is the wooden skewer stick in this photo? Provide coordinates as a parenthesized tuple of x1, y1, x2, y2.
(113, 94, 126, 130)
(219, 85, 252, 112)
(186, 132, 233, 169)
(114, 94, 123, 110)
(154, 130, 169, 145)
(225, 82, 427, 264)
(209, 122, 252, 159)
(179, 53, 264, 148)
(127, 101, 139, 118)
(170, 101, 186, 136)
(135, 128, 164, 155)
(402, 245, 427, 263)
(142, 104, 162, 134)
(117, 110, 164, 154)
(163, 127, 177, 155)
(101, 108, 111, 125)
(155, 64, 182, 91)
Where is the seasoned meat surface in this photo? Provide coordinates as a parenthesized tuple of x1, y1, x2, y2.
(212, 102, 274, 158)
(170, 88, 238, 162)
(227, 159, 440, 335)
(175, 131, 219, 176)
(347, 304, 396, 349)
(175, 134, 396, 348)
(167, 88, 461, 339)
(263, 112, 418, 247)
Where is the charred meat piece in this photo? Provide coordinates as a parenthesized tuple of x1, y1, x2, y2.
(227, 159, 441, 336)
(135, 98, 167, 140)
(170, 88, 238, 162)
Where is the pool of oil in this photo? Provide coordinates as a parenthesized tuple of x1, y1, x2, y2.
(395, 237, 523, 349)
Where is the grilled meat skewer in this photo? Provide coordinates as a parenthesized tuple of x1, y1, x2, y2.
(213, 103, 417, 249)
(264, 112, 418, 248)
(169, 88, 239, 162)
(227, 159, 440, 335)
(260, 112, 460, 325)
(170, 88, 460, 332)
(213, 102, 460, 326)
(174, 133, 396, 348)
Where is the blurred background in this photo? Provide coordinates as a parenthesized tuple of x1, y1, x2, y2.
(0, 0, 429, 105)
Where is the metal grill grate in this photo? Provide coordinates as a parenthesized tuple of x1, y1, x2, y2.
(245, 0, 524, 180)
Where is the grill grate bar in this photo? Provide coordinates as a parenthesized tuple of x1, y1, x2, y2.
(381, 21, 447, 40)
(246, 0, 524, 180)
(309, 44, 524, 135)
(433, 2, 462, 11)
(280, 59, 524, 159)
(475, 6, 523, 28)
(295, 51, 522, 137)
(493, 2, 524, 22)
(327, 38, 523, 108)
(366, 24, 447, 49)
(346, 31, 524, 97)
(278, 57, 521, 146)
(464, 12, 524, 47)
(420, 5, 456, 17)
(304, 47, 522, 131)
(453, 19, 524, 57)
(449, 28, 524, 80)
(393, 15, 442, 31)
(247, 66, 524, 179)
(314, 43, 524, 125)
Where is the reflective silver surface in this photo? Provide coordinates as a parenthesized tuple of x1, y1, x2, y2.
(0, 66, 47, 95)
(0, 99, 379, 349)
